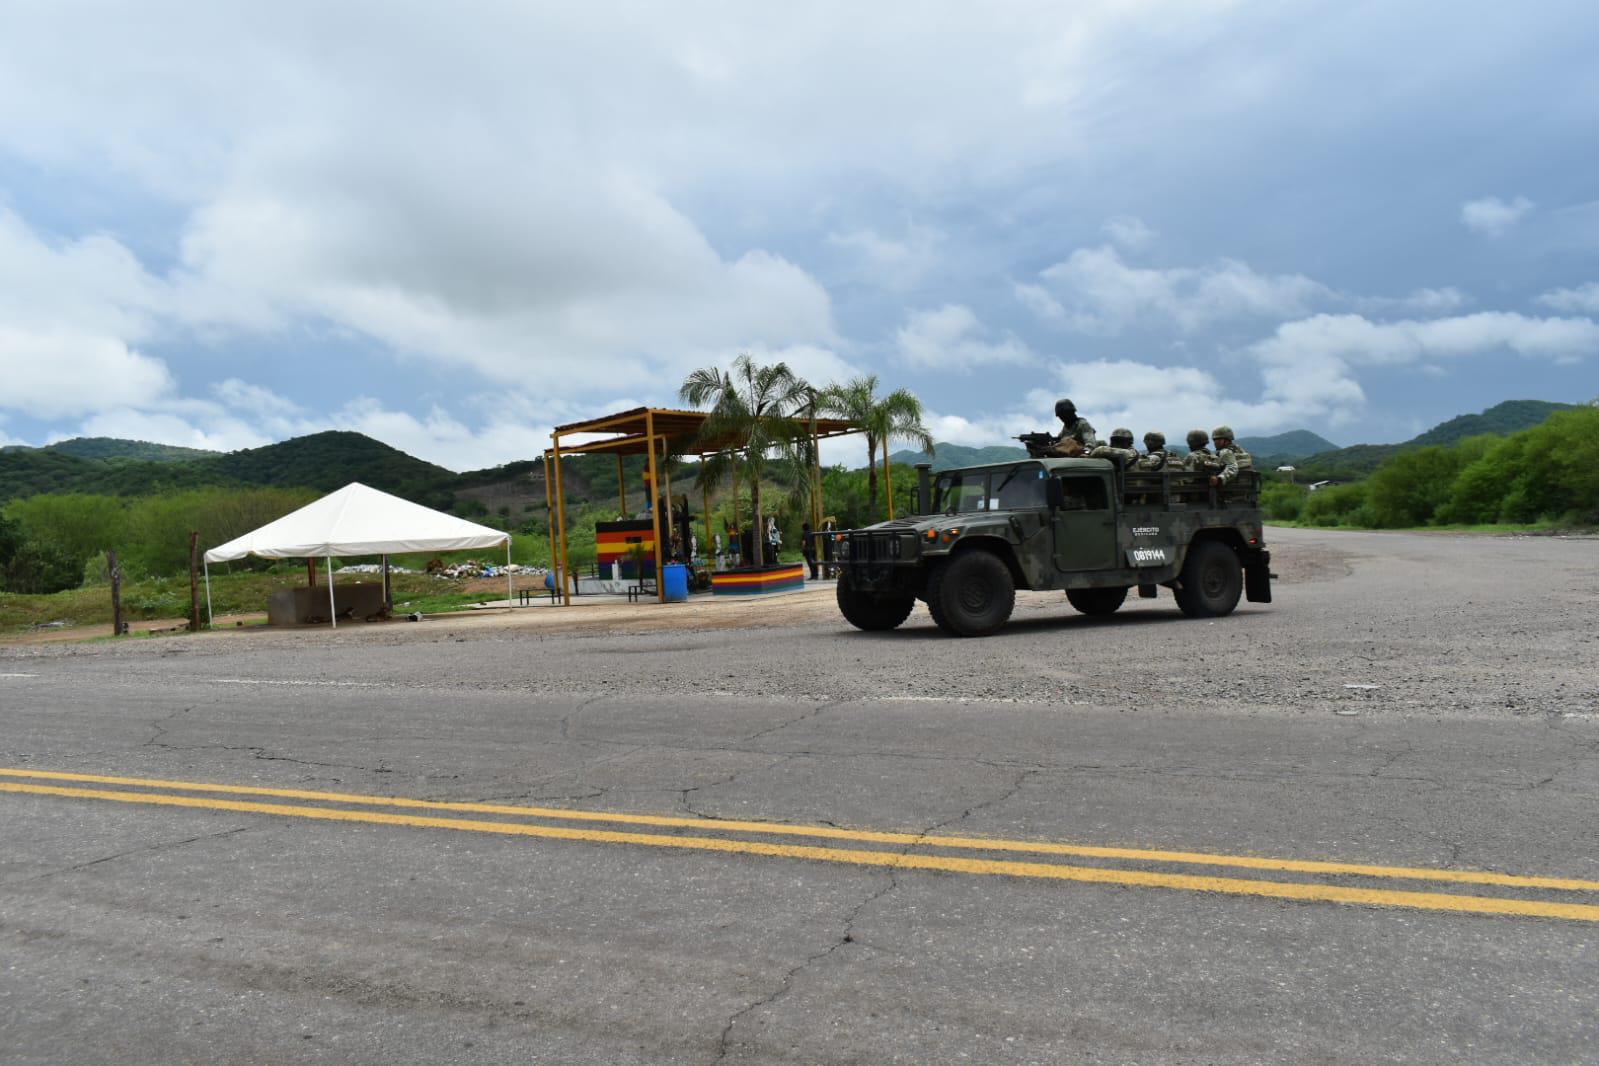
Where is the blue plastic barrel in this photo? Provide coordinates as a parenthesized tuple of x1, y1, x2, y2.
(662, 563, 689, 602)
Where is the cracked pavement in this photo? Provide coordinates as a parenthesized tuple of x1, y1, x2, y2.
(0, 527, 1596, 1064)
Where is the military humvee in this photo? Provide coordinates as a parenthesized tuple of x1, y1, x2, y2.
(832, 458, 1272, 637)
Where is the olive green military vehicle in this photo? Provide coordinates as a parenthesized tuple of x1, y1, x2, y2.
(832, 458, 1273, 637)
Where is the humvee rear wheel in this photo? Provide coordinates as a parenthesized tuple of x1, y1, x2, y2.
(927, 550, 1015, 637)
(1066, 586, 1128, 616)
(1174, 541, 1242, 618)
(836, 574, 915, 631)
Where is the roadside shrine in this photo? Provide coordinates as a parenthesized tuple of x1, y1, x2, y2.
(543, 407, 861, 605)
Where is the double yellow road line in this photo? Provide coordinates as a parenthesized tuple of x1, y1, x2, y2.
(4, 767, 1598, 922)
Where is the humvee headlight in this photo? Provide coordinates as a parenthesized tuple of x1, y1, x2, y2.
(923, 529, 937, 541)
(940, 528, 961, 543)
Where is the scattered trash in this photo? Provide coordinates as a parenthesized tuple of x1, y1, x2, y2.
(1343, 683, 1380, 690)
(1334, 709, 1361, 716)
(407, 612, 424, 622)
(27, 621, 69, 631)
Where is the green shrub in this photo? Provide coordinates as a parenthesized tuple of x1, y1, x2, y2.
(3, 539, 83, 594)
(1301, 481, 1371, 527)
(1260, 481, 1307, 522)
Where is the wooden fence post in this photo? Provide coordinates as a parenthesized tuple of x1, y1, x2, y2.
(107, 550, 124, 637)
(188, 531, 201, 632)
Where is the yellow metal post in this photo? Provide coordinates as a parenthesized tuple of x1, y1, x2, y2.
(616, 453, 626, 514)
(542, 451, 557, 578)
(645, 412, 665, 604)
(883, 437, 896, 521)
(552, 434, 572, 607)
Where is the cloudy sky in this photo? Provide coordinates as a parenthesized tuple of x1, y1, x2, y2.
(2, 1, 1596, 469)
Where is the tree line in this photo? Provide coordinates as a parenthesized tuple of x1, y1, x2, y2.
(1263, 407, 1599, 529)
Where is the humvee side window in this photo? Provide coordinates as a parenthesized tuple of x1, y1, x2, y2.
(1055, 475, 1108, 511)
(934, 472, 990, 514)
(993, 466, 1048, 510)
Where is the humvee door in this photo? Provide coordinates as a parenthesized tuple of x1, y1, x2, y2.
(1052, 471, 1117, 570)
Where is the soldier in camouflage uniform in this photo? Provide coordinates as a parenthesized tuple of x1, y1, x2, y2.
(1208, 425, 1254, 486)
(1046, 398, 1100, 457)
(1133, 431, 1173, 471)
(1181, 429, 1222, 473)
(1088, 427, 1140, 468)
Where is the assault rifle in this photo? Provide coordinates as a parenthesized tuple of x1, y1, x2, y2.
(1017, 431, 1084, 458)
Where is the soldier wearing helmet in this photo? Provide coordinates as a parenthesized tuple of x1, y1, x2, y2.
(1046, 398, 1099, 457)
(1088, 427, 1139, 468)
(1133, 430, 1173, 471)
(1182, 428, 1222, 473)
(1208, 425, 1254, 486)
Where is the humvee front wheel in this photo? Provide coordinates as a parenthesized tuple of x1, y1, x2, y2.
(836, 574, 915, 631)
(1174, 541, 1242, 618)
(1066, 586, 1128, 616)
(927, 550, 1015, 637)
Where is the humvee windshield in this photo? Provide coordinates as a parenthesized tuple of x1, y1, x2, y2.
(933, 465, 1049, 514)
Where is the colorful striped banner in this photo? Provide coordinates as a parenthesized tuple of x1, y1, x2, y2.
(711, 564, 806, 596)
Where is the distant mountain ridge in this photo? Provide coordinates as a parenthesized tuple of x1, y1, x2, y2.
(1, 398, 1581, 506)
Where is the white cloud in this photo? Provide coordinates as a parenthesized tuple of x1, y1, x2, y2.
(1102, 215, 1156, 250)
(1460, 195, 1534, 237)
(1536, 282, 1599, 314)
(895, 305, 1034, 370)
(1023, 245, 1334, 333)
(1359, 287, 1471, 315)
(827, 223, 944, 290)
(0, 212, 177, 417)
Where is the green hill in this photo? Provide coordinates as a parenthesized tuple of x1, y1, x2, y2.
(42, 437, 220, 462)
(1295, 400, 1577, 480)
(889, 442, 1025, 469)
(1236, 430, 1338, 461)
(206, 431, 456, 506)
(1408, 400, 1577, 447)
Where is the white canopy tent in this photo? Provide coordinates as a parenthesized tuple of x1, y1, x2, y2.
(203, 482, 513, 628)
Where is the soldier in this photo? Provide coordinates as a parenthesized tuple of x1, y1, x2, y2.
(1088, 427, 1139, 468)
(1181, 429, 1221, 472)
(1047, 398, 1099, 457)
(1209, 426, 1254, 486)
(1133, 431, 1173, 471)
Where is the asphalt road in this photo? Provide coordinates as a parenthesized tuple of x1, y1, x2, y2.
(1, 527, 1596, 1064)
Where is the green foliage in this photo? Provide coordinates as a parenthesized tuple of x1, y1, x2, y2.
(1301, 481, 1372, 527)
(3, 539, 82, 594)
(121, 487, 321, 577)
(4, 493, 127, 565)
(1364, 444, 1476, 527)
(1438, 409, 1599, 525)
(1260, 481, 1308, 522)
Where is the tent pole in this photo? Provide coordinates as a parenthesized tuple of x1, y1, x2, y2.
(327, 556, 336, 629)
(204, 560, 213, 628)
(506, 539, 513, 612)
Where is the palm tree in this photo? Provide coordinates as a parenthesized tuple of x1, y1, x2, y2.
(819, 375, 934, 520)
(680, 354, 812, 568)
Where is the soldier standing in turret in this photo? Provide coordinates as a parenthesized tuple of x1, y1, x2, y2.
(1047, 398, 1100, 457)
(1208, 426, 1254, 486)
